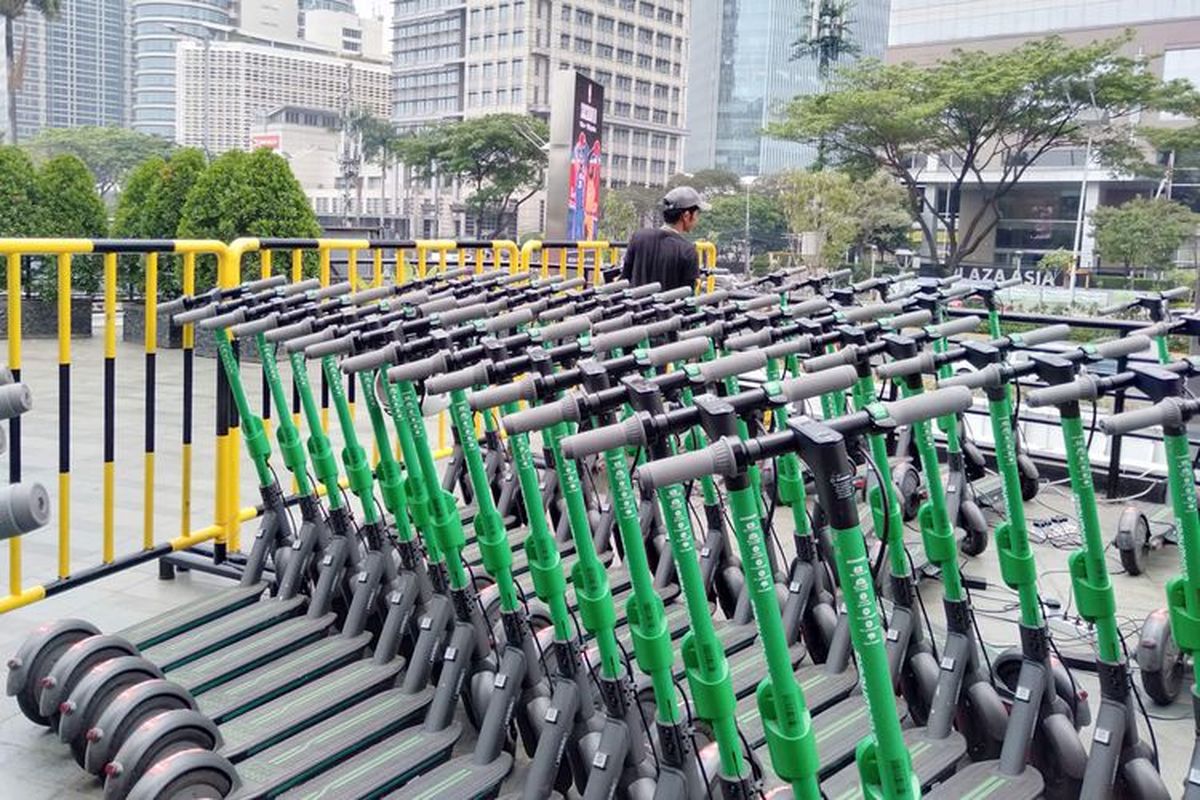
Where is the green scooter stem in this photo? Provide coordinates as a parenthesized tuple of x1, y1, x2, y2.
(985, 388, 1044, 628)
(288, 349, 347, 512)
(1165, 430, 1200, 632)
(381, 378, 442, 565)
(321, 356, 383, 527)
(852, 373, 910, 580)
(1056, 408, 1121, 661)
(213, 330, 274, 487)
(358, 369, 417, 548)
(256, 335, 314, 498)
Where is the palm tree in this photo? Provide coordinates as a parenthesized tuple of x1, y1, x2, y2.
(347, 109, 400, 232)
(2, 0, 61, 144)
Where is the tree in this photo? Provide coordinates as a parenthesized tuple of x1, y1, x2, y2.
(792, 0, 860, 76)
(599, 190, 638, 241)
(773, 34, 1172, 275)
(666, 169, 741, 197)
(2, 0, 61, 144)
(850, 171, 912, 256)
(395, 114, 548, 238)
(1091, 196, 1197, 274)
(778, 170, 860, 268)
(696, 193, 789, 270)
(112, 155, 165, 296)
(178, 148, 320, 290)
(28, 126, 173, 195)
(29, 154, 107, 300)
(0, 144, 35, 236)
(347, 110, 400, 231)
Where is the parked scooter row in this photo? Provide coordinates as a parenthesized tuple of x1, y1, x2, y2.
(2, 264, 1187, 799)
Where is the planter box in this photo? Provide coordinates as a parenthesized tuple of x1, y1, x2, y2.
(0, 296, 93, 339)
(123, 301, 184, 350)
(193, 328, 263, 362)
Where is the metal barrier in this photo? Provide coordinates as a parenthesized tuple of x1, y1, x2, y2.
(0, 236, 713, 614)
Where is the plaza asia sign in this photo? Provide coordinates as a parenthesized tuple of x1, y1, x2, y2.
(955, 265, 1063, 287)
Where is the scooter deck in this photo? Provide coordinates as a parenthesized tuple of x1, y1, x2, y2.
(631, 622, 792, 696)
(142, 596, 309, 670)
(382, 751, 514, 800)
(819, 728, 968, 799)
(275, 723, 461, 800)
(118, 583, 268, 649)
(164, 614, 339, 696)
(923, 760, 1044, 799)
(232, 686, 439, 799)
(194, 630, 371, 722)
(219, 658, 405, 760)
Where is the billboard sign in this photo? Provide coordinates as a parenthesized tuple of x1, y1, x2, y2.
(250, 132, 281, 151)
(547, 71, 604, 240)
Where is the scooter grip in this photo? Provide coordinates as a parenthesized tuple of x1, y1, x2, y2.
(304, 334, 355, 359)
(243, 275, 289, 293)
(280, 278, 322, 297)
(348, 285, 394, 305)
(286, 328, 333, 355)
(888, 271, 917, 283)
(419, 293, 472, 316)
(725, 330, 772, 350)
(635, 438, 738, 491)
(996, 276, 1023, 289)
(1098, 301, 1131, 316)
(928, 315, 981, 339)
(341, 344, 396, 374)
(839, 302, 904, 324)
(875, 352, 936, 380)
(437, 302, 490, 326)
(263, 318, 313, 343)
(1009, 324, 1070, 348)
(173, 303, 221, 325)
(560, 416, 646, 459)
(885, 386, 973, 426)
(593, 313, 634, 335)
(884, 309, 933, 330)
(1026, 376, 1100, 408)
(229, 312, 279, 338)
(764, 335, 814, 360)
(431, 265, 472, 282)
(537, 303, 576, 322)
(0, 383, 32, 420)
(538, 315, 591, 342)
(778, 365, 857, 402)
(694, 350, 767, 382)
(679, 321, 723, 341)
(551, 277, 587, 292)
(1093, 335, 1151, 360)
(804, 346, 857, 373)
(644, 337, 709, 367)
(387, 352, 450, 383)
(825, 268, 853, 282)
(628, 282, 664, 299)
(502, 397, 575, 435)
(484, 307, 535, 333)
(690, 290, 729, 307)
(597, 279, 630, 293)
(1101, 398, 1190, 436)
(1132, 322, 1174, 340)
(0, 481, 51, 540)
(646, 317, 682, 338)
(655, 286, 694, 304)
(427, 364, 486, 395)
(0, 367, 15, 385)
(739, 295, 781, 311)
(939, 364, 1002, 390)
(789, 297, 832, 317)
(468, 376, 537, 411)
(199, 307, 246, 331)
(158, 294, 196, 315)
(592, 324, 653, 354)
(1163, 286, 1192, 300)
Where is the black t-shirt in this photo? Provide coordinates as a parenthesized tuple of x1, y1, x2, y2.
(620, 226, 698, 291)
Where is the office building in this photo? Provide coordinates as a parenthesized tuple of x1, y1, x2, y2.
(685, 0, 890, 176)
(888, 0, 1200, 270)
(391, 0, 691, 235)
(0, 0, 128, 142)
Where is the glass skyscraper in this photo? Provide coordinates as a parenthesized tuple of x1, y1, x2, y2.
(686, 0, 890, 176)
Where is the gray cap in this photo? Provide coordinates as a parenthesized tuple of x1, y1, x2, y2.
(662, 186, 711, 213)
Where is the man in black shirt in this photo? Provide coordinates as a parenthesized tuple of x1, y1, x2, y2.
(620, 185, 710, 291)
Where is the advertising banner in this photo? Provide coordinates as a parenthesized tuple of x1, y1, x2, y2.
(547, 71, 604, 239)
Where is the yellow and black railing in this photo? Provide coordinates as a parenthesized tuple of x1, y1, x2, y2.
(0, 236, 715, 615)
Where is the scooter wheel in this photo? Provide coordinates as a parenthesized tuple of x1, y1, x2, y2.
(1119, 755, 1172, 800)
(6, 619, 101, 726)
(123, 748, 239, 800)
(1116, 507, 1150, 577)
(893, 462, 922, 522)
(1017, 453, 1040, 501)
(958, 501, 989, 557)
(1140, 627, 1184, 706)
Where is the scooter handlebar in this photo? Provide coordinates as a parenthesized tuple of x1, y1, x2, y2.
(427, 363, 489, 395)
(1026, 375, 1101, 408)
(635, 437, 739, 490)
(939, 364, 1003, 391)
(644, 337, 709, 367)
(1008, 324, 1071, 349)
(198, 307, 246, 331)
(838, 302, 904, 324)
(739, 295, 781, 312)
(387, 352, 450, 383)
(0, 383, 32, 420)
(779, 366, 857, 402)
(694, 350, 767, 383)
(287, 328, 334, 355)
(929, 315, 981, 339)
(789, 297, 832, 317)
(341, 344, 396, 374)
(1162, 286, 1192, 300)
(1093, 335, 1151, 360)
(764, 335, 814, 360)
(875, 352, 936, 380)
(419, 293, 471, 316)
(1101, 397, 1192, 436)
(502, 397, 575, 435)
(263, 318, 313, 343)
(725, 330, 772, 350)
(690, 290, 729, 307)
(0, 481, 51, 540)
(468, 375, 538, 411)
(804, 346, 857, 373)
(655, 286, 694, 303)
(1131, 322, 1175, 340)
(538, 315, 591, 343)
(597, 279, 630, 294)
(1098, 300, 1133, 316)
(592, 313, 634, 335)
(230, 312, 280, 338)
(627, 282, 664, 299)
(305, 334, 355, 359)
(996, 276, 1024, 289)
(437, 302, 491, 327)
(484, 307, 535, 333)
(560, 416, 648, 459)
(348, 285, 395, 305)
(884, 309, 933, 330)
(825, 268, 852, 282)
(884, 386, 974, 426)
